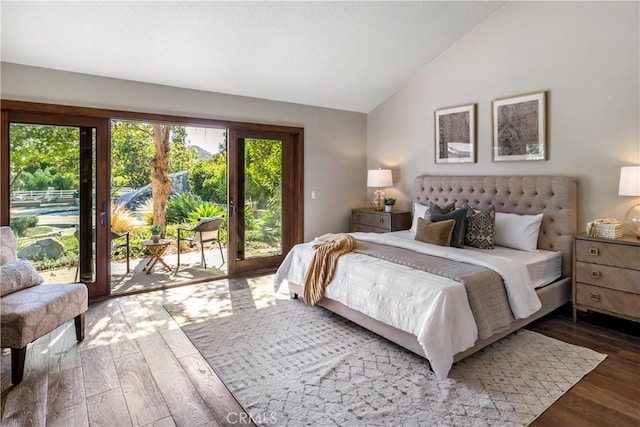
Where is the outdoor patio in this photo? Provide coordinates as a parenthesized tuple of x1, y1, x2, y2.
(38, 247, 227, 295)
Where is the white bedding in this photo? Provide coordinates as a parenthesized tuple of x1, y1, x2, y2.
(393, 230, 562, 289)
(274, 231, 543, 379)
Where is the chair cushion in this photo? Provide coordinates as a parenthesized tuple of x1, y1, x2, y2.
(1, 283, 88, 348)
(0, 260, 44, 296)
(0, 226, 17, 265)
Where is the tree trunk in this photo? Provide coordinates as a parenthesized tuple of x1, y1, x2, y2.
(151, 124, 171, 237)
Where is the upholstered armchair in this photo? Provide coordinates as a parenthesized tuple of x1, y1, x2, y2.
(0, 226, 88, 385)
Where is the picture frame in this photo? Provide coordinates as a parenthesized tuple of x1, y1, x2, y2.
(492, 91, 546, 162)
(434, 103, 476, 164)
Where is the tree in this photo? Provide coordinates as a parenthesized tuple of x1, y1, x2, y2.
(111, 121, 154, 188)
(151, 124, 172, 236)
(9, 124, 79, 190)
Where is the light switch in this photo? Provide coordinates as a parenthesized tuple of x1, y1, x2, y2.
(311, 191, 317, 200)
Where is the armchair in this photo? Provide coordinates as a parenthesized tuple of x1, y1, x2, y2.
(0, 226, 87, 385)
(176, 217, 224, 270)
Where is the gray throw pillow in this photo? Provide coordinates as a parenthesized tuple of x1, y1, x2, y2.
(430, 205, 468, 248)
(426, 202, 454, 221)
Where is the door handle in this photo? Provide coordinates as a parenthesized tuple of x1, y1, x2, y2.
(100, 202, 107, 226)
(229, 200, 234, 217)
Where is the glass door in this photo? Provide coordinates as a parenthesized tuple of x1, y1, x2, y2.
(2, 113, 110, 298)
(227, 129, 289, 274)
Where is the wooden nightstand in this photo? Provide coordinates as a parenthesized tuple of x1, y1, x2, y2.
(573, 234, 640, 323)
(351, 208, 411, 233)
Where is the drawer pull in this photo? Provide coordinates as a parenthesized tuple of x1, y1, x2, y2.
(590, 293, 601, 302)
(590, 270, 601, 279)
(588, 247, 599, 256)
(379, 219, 384, 224)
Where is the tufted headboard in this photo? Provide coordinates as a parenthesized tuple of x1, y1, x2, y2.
(412, 176, 577, 277)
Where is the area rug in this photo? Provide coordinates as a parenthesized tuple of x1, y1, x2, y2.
(165, 286, 606, 426)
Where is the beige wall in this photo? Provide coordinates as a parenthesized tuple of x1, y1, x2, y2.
(1, 63, 368, 239)
(367, 1, 640, 231)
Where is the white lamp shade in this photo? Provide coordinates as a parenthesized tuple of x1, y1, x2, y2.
(367, 169, 393, 188)
(618, 166, 640, 196)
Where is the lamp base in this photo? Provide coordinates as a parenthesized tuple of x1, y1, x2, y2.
(625, 204, 640, 239)
(372, 189, 385, 211)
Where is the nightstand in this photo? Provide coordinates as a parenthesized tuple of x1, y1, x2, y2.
(351, 208, 411, 233)
(573, 234, 640, 323)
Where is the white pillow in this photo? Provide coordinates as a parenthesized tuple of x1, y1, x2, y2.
(494, 212, 543, 252)
(411, 203, 429, 233)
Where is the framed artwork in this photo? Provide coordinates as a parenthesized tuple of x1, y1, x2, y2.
(434, 103, 476, 164)
(492, 91, 546, 162)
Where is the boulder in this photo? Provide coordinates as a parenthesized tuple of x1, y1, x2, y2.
(116, 171, 189, 211)
(17, 238, 65, 261)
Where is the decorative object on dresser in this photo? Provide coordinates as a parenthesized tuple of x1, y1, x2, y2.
(618, 165, 640, 238)
(367, 168, 393, 211)
(383, 197, 396, 212)
(573, 234, 640, 323)
(434, 103, 476, 164)
(586, 218, 623, 239)
(492, 91, 546, 162)
(351, 208, 411, 233)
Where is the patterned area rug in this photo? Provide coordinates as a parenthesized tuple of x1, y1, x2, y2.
(165, 284, 606, 426)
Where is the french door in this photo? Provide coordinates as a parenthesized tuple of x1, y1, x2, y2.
(1, 112, 111, 298)
(227, 128, 303, 275)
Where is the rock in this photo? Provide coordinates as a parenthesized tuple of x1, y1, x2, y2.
(17, 238, 65, 261)
(116, 171, 189, 211)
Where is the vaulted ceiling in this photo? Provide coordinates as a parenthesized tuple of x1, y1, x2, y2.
(1, 1, 505, 113)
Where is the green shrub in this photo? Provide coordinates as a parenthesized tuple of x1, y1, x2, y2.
(186, 202, 225, 224)
(10, 215, 38, 237)
(166, 192, 202, 224)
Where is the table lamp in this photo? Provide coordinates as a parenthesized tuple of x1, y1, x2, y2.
(367, 169, 393, 211)
(618, 166, 640, 238)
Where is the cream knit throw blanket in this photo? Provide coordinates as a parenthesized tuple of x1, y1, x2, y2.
(303, 233, 356, 306)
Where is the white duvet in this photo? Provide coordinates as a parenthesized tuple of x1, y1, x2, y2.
(274, 230, 542, 379)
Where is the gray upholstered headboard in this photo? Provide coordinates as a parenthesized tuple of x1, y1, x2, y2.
(412, 176, 577, 277)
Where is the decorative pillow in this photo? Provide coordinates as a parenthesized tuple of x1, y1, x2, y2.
(415, 218, 456, 247)
(430, 205, 468, 248)
(494, 212, 544, 252)
(427, 202, 454, 221)
(0, 260, 44, 296)
(410, 203, 429, 233)
(464, 204, 496, 249)
(0, 226, 18, 265)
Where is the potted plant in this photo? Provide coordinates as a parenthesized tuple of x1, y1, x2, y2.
(150, 224, 162, 243)
(384, 197, 396, 213)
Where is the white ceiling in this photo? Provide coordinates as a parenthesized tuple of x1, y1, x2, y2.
(1, 1, 504, 113)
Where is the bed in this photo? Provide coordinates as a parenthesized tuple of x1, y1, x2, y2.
(275, 175, 577, 378)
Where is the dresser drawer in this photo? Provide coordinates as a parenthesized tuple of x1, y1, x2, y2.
(351, 211, 391, 231)
(576, 284, 640, 319)
(576, 262, 640, 294)
(351, 223, 387, 233)
(575, 239, 640, 269)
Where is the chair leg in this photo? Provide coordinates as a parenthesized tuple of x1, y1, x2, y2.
(11, 347, 27, 385)
(125, 235, 130, 274)
(74, 313, 85, 342)
(177, 235, 181, 268)
(201, 242, 207, 269)
(218, 239, 225, 263)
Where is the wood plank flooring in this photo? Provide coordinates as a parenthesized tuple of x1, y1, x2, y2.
(1, 276, 638, 426)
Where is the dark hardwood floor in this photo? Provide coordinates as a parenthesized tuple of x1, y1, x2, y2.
(1, 276, 638, 426)
(528, 307, 639, 426)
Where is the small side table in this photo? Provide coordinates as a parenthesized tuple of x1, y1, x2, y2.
(141, 239, 172, 274)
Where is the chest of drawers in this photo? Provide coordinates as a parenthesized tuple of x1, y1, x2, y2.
(572, 234, 640, 323)
(350, 208, 411, 233)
